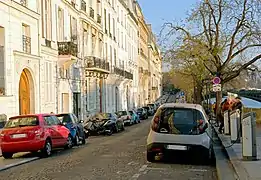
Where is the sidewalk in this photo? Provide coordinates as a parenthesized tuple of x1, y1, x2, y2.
(214, 126, 261, 180)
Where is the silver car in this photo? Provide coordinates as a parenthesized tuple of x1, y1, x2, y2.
(146, 103, 213, 162)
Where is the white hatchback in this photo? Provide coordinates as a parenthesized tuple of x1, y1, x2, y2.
(146, 103, 213, 162)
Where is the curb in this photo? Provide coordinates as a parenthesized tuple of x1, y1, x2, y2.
(0, 157, 39, 172)
(212, 129, 239, 180)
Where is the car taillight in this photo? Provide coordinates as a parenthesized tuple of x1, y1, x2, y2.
(151, 116, 160, 132)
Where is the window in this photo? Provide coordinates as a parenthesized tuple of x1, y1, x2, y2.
(57, 7, 64, 41)
(105, 42, 108, 61)
(70, 16, 77, 40)
(0, 27, 5, 95)
(104, 9, 107, 33)
(45, 62, 53, 102)
(112, 18, 115, 38)
(22, 24, 31, 53)
(108, 13, 111, 35)
(45, 0, 52, 40)
(114, 48, 117, 66)
(5, 116, 39, 128)
(110, 45, 112, 66)
(44, 116, 55, 126)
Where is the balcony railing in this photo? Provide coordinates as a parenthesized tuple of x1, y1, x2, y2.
(124, 71, 133, 80)
(90, 7, 94, 18)
(22, 35, 31, 54)
(113, 66, 124, 76)
(81, 0, 86, 12)
(57, 41, 78, 57)
(97, 14, 101, 24)
(85, 56, 110, 72)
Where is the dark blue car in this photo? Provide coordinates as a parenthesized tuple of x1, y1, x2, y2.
(56, 113, 86, 145)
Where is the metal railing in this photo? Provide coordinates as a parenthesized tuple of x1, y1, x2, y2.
(57, 41, 78, 57)
(22, 35, 31, 54)
(113, 66, 124, 76)
(124, 71, 133, 80)
(85, 56, 110, 71)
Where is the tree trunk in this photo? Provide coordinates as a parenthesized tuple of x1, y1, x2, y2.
(194, 82, 203, 104)
(215, 90, 223, 123)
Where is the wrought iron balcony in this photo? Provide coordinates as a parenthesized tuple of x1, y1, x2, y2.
(22, 35, 31, 54)
(57, 41, 78, 57)
(81, 0, 86, 12)
(113, 66, 124, 76)
(85, 56, 110, 73)
(97, 14, 101, 24)
(90, 7, 94, 18)
(124, 71, 133, 80)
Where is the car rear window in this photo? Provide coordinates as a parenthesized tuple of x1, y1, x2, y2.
(5, 117, 39, 128)
(154, 108, 204, 134)
(56, 114, 72, 123)
(118, 111, 127, 116)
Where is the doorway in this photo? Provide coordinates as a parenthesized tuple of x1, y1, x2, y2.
(19, 69, 34, 115)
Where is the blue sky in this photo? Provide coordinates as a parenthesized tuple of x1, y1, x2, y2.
(137, 0, 198, 34)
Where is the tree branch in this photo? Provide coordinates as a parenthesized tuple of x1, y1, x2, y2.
(231, 44, 261, 59)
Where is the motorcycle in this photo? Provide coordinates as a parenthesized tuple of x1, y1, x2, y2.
(83, 118, 113, 136)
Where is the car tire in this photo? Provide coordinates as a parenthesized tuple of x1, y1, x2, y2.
(2, 152, 13, 159)
(147, 151, 156, 162)
(82, 133, 86, 145)
(64, 135, 73, 149)
(74, 134, 80, 146)
(41, 139, 52, 158)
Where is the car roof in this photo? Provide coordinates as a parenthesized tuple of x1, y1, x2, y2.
(159, 103, 205, 112)
(9, 113, 52, 119)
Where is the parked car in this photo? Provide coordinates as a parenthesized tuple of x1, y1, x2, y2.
(116, 111, 134, 125)
(146, 103, 213, 162)
(128, 110, 140, 124)
(0, 114, 73, 159)
(103, 113, 125, 132)
(136, 108, 148, 120)
(147, 103, 157, 112)
(143, 106, 154, 116)
(55, 113, 86, 146)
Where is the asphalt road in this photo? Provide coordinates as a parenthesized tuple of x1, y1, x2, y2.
(0, 95, 217, 180)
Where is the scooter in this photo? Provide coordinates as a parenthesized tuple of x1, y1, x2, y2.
(84, 118, 113, 136)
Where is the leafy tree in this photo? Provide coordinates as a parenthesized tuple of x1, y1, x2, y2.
(161, 0, 261, 119)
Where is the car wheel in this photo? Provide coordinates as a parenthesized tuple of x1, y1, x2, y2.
(82, 133, 86, 145)
(65, 135, 73, 149)
(2, 152, 13, 159)
(41, 139, 52, 157)
(74, 134, 80, 146)
(147, 151, 156, 162)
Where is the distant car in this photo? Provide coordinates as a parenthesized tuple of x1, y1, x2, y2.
(56, 113, 86, 146)
(129, 110, 140, 124)
(0, 114, 73, 159)
(103, 113, 125, 132)
(143, 106, 154, 116)
(136, 108, 148, 120)
(146, 103, 213, 162)
(147, 103, 157, 112)
(116, 111, 134, 125)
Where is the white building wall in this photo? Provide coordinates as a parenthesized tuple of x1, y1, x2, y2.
(0, 0, 41, 118)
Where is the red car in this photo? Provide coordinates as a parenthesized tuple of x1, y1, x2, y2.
(0, 114, 73, 159)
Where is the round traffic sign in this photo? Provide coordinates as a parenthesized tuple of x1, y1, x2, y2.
(212, 77, 221, 84)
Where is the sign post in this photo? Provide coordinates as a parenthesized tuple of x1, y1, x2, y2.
(212, 77, 221, 92)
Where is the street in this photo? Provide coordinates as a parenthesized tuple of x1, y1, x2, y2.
(0, 113, 217, 180)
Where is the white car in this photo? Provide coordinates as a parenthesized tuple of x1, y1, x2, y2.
(146, 103, 213, 162)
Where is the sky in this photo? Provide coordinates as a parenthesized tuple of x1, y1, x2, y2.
(137, 0, 198, 72)
(137, 0, 198, 34)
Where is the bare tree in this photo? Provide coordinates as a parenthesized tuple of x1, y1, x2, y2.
(161, 0, 261, 119)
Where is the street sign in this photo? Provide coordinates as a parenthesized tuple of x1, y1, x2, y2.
(212, 77, 221, 84)
(213, 84, 221, 92)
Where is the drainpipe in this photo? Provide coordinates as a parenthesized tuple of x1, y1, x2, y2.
(37, 11, 41, 113)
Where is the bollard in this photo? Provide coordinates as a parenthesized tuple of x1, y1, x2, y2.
(242, 112, 257, 161)
(230, 110, 240, 143)
(224, 111, 230, 135)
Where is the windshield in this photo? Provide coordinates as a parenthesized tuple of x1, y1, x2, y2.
(56, 114, 71, 123)
(155, 108, 204, 134)
(117, 111, 127, 116)
(5, 116, 39, 128)
(143, 107, 149, 110)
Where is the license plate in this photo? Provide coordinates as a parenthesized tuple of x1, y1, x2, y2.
(167, 145, 187, 150)
(12, 134, 27, 138)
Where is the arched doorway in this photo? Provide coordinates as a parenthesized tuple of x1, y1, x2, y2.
(19, 69, 34, 115)
(115, 87, 118, 112)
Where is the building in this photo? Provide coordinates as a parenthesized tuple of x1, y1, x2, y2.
(0, 0, 42, 118)
(0, 0, 162, 120)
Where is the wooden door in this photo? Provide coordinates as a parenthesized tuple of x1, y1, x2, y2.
(19, 70, 30, 115)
